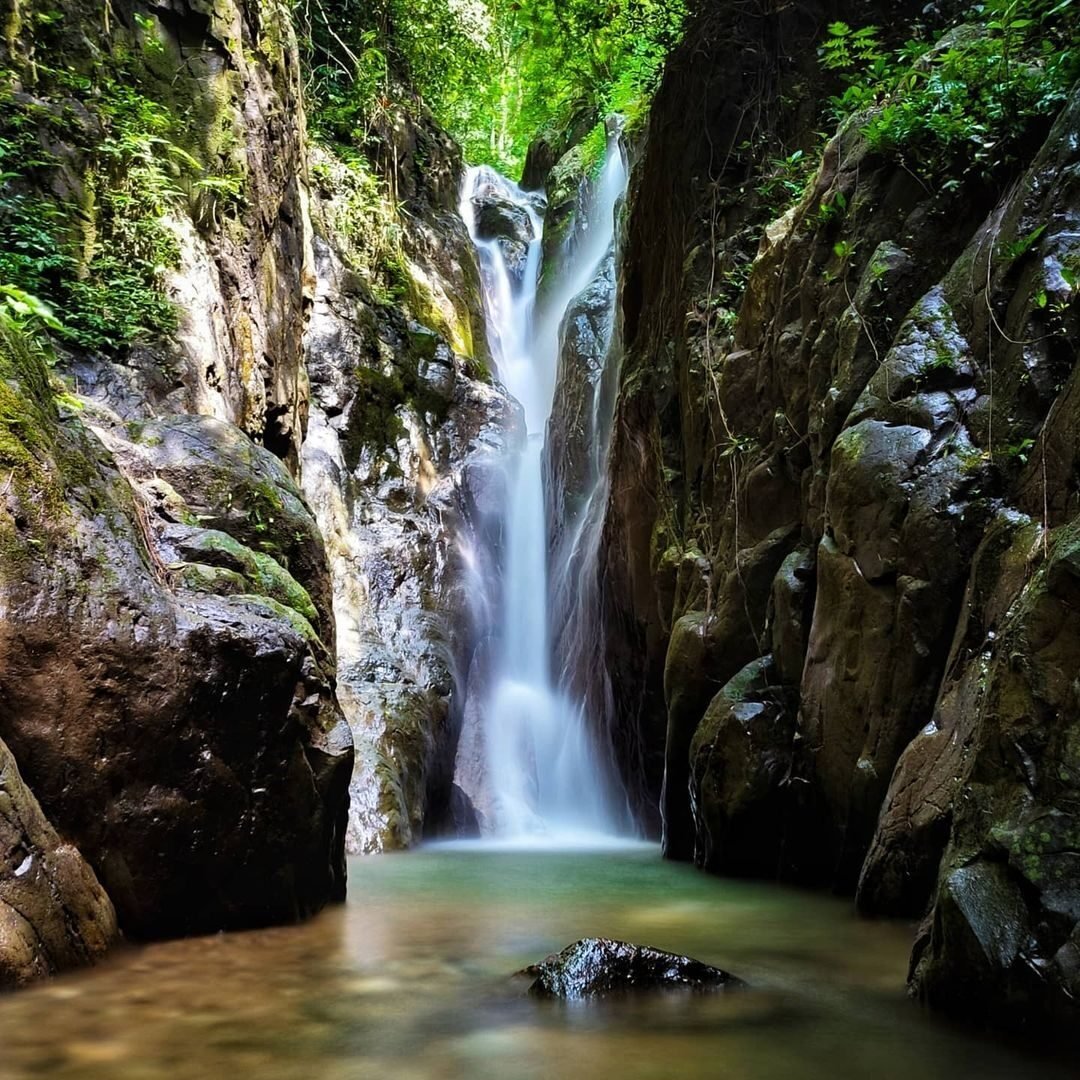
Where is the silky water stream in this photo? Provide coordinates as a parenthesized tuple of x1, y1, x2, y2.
(455, 139, 629, 840)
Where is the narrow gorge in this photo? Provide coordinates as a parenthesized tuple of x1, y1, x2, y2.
(0, 0, 1078, 1075)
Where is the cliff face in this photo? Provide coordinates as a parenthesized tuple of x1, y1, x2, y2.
(2, 0, 316, 465)
(0, 0, 498, 980)
(0, 0, 353, 962)
(601, 0, 1080, 1034)
(302, 130, 519, 851)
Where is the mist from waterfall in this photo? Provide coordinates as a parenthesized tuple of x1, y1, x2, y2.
(457, 136, 629, 842)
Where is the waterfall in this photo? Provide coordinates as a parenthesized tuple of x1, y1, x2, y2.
(456, 136, 629, 841)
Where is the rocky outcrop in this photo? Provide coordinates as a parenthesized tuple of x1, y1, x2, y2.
(470, 185, 538, 283)
(908, 519, 1080, 1030)
(0, 0, 357, 971)
(545, 253, 616, 545)
(0, 0, 506, 964)
(597, 0, 1080, 1035)
(302, 133, 519, 852)
(688, 656, 797, 878)
(1, 737, 117, 989)
(3, 0, 317, 468)
(523, 938, 744, 999)
(0, 323, 351, 941)
(520, 108, 599, 192)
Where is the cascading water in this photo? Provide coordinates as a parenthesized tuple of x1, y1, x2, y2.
(457, 135, 629, 841)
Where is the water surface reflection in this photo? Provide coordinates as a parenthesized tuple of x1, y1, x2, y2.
(0, 848, 1069, 1079)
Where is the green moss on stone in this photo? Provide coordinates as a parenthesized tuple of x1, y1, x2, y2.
(171, 561, 249, 595)
(179, 528, 319, 623)
(0, 320, 68, 568)
(235, 592, 320, 643)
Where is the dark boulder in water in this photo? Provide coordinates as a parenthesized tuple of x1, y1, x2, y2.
(470, 188, 535, 282)
(472, 194, 535, 248)
(523, 938, 745, 999)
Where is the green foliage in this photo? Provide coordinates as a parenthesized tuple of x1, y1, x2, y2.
(814, 190, 848, 228)
(310, 146, 409, 306)
(1003, 436, 1036, 464)
(0, 65, 193, 352)
(821, 0, 1080, 181)
(481, 0, 686, 170)
(0, 2, 250, 357)
(0, 283, 62, 335)
(0, 296, 62, 525)
(303, 0, 687, 174)
(756, 149, 812, 206)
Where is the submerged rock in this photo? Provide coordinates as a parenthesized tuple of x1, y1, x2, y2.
(523, 938, 744, 999)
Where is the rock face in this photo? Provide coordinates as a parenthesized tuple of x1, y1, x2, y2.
(1, 738, 118, 989)
(524, 938, 744, 999)
(302, 138, 519, 851)
(593, 0, 1080, 1036)
(0, 325, 352, 941)
(0, 0, 358, 975)
(0, 0, 505, 974)
(907, 515, 1080, 1029)
(469, 182, 538, 283)
(689, 657, 797, 878)
(4, 0, 316, 469)
(546, 253, 616, 544)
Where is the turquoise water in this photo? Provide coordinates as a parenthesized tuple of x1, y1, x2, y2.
(0, 847, 1070, 1078)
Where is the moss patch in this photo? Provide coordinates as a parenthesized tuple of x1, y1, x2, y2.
(0, 319, 67, 569)
(177, 528, 319, 624)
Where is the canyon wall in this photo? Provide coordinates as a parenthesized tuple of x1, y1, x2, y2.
(0, 0, 496, 982)
(597, 0, 1080, 1034)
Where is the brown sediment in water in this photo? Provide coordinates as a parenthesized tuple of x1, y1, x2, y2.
(0, 848, 1073, 1080)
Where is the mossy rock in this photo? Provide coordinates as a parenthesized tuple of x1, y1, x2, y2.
(171, 527, 319, 624)
(0, 322, 59, 503)
(170, 561, 250, 596)
(233, 593, 320, 645)
(112, 413, 333, 632)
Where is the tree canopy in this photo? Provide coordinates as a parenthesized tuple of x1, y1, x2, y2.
(301, 0, 687, 174)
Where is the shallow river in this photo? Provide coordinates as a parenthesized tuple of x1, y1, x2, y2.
(0, 846, 1072, 1079)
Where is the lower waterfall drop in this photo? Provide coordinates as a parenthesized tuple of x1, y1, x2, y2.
(457, 136, 629, 842)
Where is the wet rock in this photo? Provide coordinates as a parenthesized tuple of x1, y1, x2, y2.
(0, 332, 352, 940)
(910, 516, 1080, 1031)
(445, 784, 481, 838)
(688, 657, 797, 876)
(1, 738, 117, 989)
(451, 636, 498, 831)
(858, 512, 1040, 917)
(97, 412, 334, 636)
(769, 545, 816, 685)
(301, 215, 519, 852)
(662, 528, 798, 860)
(523, 938, 744, 999)
(471, 190, 536, 281)
(473, 197, 535, 247)
(545, 253, 616, 550)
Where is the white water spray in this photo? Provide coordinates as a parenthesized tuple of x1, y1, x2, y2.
(458, 137, 629, 840)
